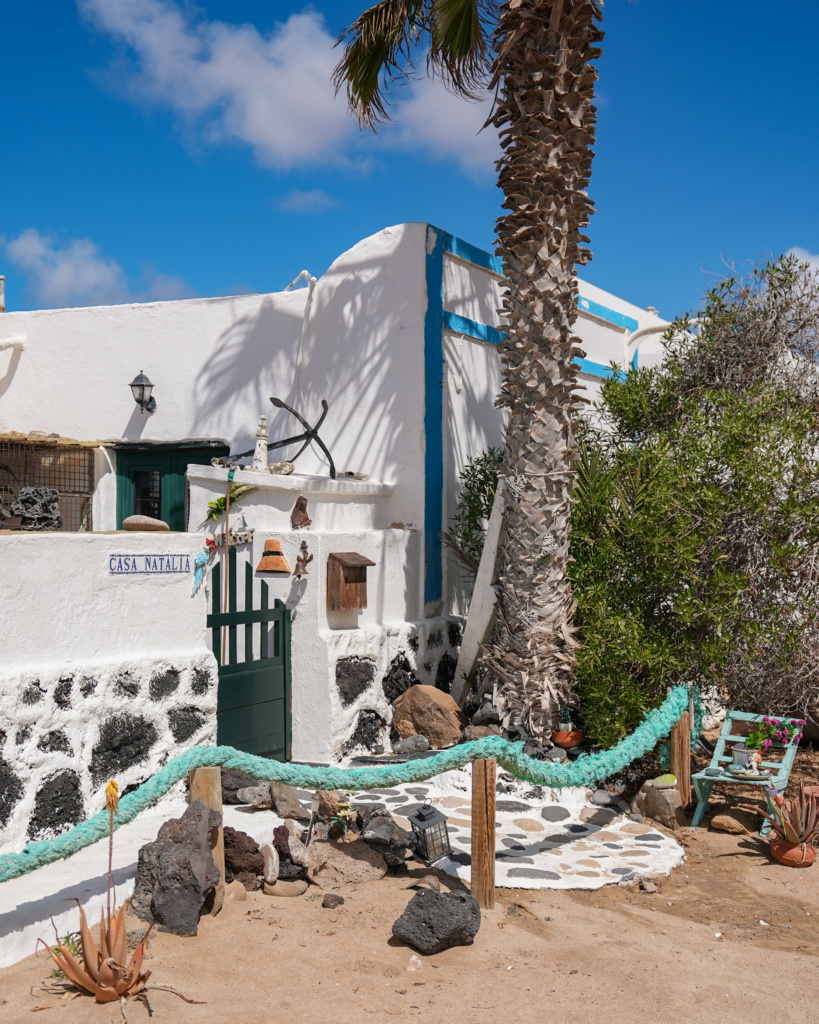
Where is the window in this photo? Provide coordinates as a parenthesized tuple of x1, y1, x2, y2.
(133, 469, 162, 520)
(0, 440, 95, 531)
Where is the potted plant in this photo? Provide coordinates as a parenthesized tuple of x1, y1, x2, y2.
(733, 717, 805, 766)
(552, 697, 584, 749)
(745, 783, 818, 868)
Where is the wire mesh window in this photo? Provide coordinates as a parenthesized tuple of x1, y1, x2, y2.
(0, 442, 95, 531)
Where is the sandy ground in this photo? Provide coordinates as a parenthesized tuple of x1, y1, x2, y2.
(1, 819, 817, 1024)
(2, 739, 817, 1024)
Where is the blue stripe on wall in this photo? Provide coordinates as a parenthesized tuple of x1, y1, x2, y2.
(442, 232, 504, 276)
(577, 295, 639, 333)
(423, 225, 445, 609)
(442, 310, 506, 346)
(575, 357, 626, 380)
(442, 308, 637, 377)
(440, 230, 640, 334)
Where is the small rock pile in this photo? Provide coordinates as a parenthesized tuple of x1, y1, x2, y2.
(214, 780, 417, 896)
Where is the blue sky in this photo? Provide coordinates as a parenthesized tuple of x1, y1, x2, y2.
(2, 1, 817, 321)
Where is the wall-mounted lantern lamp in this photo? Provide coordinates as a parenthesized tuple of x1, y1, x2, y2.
(129, 371, 156, 414)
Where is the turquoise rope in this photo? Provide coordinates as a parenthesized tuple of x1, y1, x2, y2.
(0, 685, 693, 884)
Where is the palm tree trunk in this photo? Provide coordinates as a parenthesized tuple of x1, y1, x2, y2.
(483, 0, 603, 741)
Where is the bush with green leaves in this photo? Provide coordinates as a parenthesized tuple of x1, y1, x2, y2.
(571, 254, 819, 747)
(449, 255, 819, 748)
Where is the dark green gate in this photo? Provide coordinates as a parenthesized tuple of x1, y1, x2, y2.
(207, 547, 291, 760)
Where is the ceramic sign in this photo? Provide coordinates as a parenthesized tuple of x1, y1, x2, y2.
(109, 554, 191, 575)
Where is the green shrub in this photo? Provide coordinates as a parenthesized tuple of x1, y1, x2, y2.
(451, 255, 819, 749)
(571, 254, 819, 747)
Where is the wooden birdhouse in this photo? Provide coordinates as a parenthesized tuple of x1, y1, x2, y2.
(327, 552, 376, 611)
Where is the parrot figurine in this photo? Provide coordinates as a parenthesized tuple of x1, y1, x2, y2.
(192, 537, 217, 595)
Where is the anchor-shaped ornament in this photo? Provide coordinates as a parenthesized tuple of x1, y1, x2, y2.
(294, 540, 313, 579)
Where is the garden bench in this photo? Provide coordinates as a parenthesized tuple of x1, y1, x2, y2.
(690, 710, 800, 832)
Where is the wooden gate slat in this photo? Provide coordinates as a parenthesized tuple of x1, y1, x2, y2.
(228, 547, 237, 664)
(244, 560, 254, 663)
(260, 580, 269, 660)
(211, 561, 221, 663)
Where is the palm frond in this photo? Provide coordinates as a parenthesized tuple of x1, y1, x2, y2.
(428, 0, 496, 97)
(334, 0, 497, 128)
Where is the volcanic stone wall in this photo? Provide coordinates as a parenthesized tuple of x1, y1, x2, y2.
(0, 651, 218, 851)
(331, 615, 463, 757)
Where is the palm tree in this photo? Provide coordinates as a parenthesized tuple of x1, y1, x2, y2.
(335, 0, 603, 742)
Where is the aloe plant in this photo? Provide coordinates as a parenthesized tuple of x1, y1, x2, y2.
(41, 902, 152, 1003)
(40, 780, 152, 1002)
(746, 782, 819, 845)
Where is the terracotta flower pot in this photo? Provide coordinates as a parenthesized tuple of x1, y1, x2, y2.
(552, 729, 584, 749)
(770, 839, 816, 868)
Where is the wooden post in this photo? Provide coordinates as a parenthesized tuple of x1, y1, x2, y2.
(470, 759, 496, 910)
(190, 767, 225, 914)
(670, 711, 691, 808)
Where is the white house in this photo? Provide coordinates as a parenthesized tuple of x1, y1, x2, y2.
(0, 223, 669, 851)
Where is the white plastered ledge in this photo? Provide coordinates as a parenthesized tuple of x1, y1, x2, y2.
(186, 464, 393, 498)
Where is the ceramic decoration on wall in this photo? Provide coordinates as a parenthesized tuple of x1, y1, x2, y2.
(255, 539, 291, 574)
(327, 552, 376, 611)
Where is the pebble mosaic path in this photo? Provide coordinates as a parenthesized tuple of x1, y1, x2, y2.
(285, 766, 685, 891)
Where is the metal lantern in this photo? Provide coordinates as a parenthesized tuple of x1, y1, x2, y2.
(407, 799, 451, 863)
(129, 371, 156, 413)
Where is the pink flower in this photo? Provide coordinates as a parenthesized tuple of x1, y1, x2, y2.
(762, 738, 772, 751)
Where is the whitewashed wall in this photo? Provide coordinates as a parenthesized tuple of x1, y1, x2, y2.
(0, 291, 307, 451)
(189, 465, 460, 763)
(0, 533, 217, 852)
(290, 223, 429, 531)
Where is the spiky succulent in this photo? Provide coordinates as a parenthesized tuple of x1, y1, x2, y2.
(747, 782, 819, 846)
(42, 899, 152, 1003)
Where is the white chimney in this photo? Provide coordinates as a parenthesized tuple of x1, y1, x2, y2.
(0, 275, 5, 313)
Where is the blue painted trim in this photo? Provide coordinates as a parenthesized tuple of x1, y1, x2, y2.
(423, 226, 445, 608)
(439, 231, 639, 334)
(442, 310, 506, 346)
(441, 232, 504, 276)
(442, 308, 635, 380)
(575, 357, 626, 380)
(577, 295, 639, 333)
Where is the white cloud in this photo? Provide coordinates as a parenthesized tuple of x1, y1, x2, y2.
(787, 246, 819, 271)
(6, 229, 127, 308)
(78, 0, 355, 169)
(277, 188, 339, 213)
(391, 77, 499, 178)
(5, 229, 193, 308)
(78, 0, 500, 176)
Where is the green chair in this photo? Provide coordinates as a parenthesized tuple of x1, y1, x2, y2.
(691, 710, 800, 833)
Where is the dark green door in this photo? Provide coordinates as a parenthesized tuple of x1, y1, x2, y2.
(208, 549, 291, 759)
(116, 445, 227, 531)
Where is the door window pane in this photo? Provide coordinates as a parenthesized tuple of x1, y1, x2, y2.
(133, 470, 161, 520)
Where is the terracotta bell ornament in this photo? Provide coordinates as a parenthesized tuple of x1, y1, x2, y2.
(255, 539, 291, 574)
